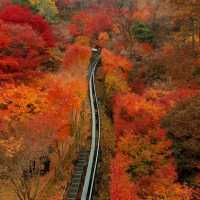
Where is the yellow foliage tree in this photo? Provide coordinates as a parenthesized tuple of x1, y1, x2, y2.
(28, 0, 58, 21)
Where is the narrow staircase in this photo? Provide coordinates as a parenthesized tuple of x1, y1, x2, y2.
(64, 151, 89, 200)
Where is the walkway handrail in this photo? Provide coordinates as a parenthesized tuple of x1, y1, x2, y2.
(81, 51, 101, 200)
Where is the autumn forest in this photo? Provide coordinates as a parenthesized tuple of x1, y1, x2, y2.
(0, 0, 199, 200)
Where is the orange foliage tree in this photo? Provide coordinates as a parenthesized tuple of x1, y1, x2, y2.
(63, 44, 91, 73)
(113, 92, 164, 138)
(47, 73, 88, 160)
(110, 153, 140, 200)
(0, 84, 49, 125)
(101, 49, 133, 100)
(111, 89, 193, 200)
(0, 83, 55, 200)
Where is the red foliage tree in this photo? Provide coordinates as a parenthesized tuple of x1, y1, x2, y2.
(0, 5, 55, 46)
(0, 21, 49, 79)
(0, 0, 11, 9)
(67, 10, 113, 38)
(101, 49, 133, 76)
(113, 92, 164, 138)
(143, 87, 198, 111)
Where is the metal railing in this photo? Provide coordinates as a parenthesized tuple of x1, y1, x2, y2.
(81, 50, 101, 200)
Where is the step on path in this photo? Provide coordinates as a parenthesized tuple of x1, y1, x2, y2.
(63, 151, 89, 200)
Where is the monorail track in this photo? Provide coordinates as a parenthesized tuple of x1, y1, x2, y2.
(64, 49, 101, 200)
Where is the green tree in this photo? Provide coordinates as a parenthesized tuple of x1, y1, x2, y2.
(12, 0, 28, 5)
(132, 21, 154, 43)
